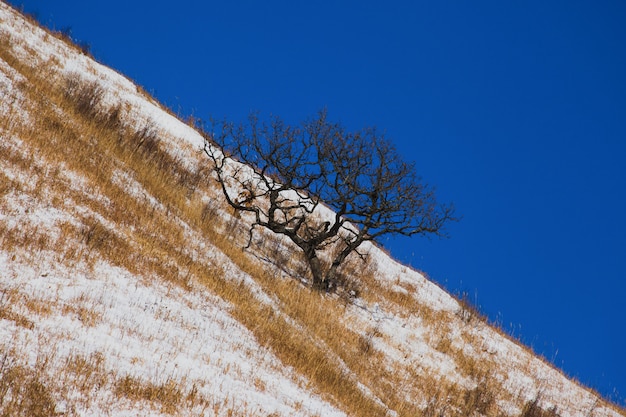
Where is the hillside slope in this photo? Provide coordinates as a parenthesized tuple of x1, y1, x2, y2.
(0, 3, 623, 416)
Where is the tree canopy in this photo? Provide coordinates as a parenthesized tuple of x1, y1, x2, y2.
(203, 111, 455, 290)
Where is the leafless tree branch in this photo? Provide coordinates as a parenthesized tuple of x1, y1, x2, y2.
(202, 110, 456, 290)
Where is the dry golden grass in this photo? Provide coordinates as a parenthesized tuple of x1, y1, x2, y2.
(0, 365, 57, 417)
(0, 343, 57, 417)
(1, 6, 624, 416)
(0, 34, 385, 416)
(0, 299, 35, 330)
(0, 63, 596, 416)
(0, 172, 13, 198)
(519, 397, 560, 417)
(114, 376, 183, 414)
(58, 351, 110, 412)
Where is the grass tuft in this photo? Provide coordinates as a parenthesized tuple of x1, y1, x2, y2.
(0, 356, 57, 417)
(114, 375, 183, 414)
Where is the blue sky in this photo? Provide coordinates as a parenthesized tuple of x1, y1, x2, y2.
(13, 0, 626, 405)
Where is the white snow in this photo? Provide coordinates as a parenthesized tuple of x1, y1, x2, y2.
(0, 253, 344, 417)
(0, 2, 623, 416)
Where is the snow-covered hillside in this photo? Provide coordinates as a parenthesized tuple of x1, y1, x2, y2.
(0, 2, 623, 416)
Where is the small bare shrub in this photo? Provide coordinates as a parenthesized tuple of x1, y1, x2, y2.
(99, 104, 124, 132)
(357, 327, 381, 355)
(64, 73, 104, 120)
(76, 40, 92, 56)
(462, 383, 497, 415)
(131, 125, 161, 156)
(457, 291, 483, 324)
(81, 219, 112, 252)
(327, 267, 362, 300)
(520, 397, 560, 417)
(358, 333, 374, 355)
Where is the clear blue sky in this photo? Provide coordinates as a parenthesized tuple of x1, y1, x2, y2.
(12, 0, 626, 406)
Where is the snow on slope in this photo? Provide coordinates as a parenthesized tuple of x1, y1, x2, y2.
(0, 2, 623, 416)
(0, 4, 344, 416)
(0, 253, 343, 417)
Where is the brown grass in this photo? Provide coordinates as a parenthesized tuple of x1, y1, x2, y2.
(520, 397, 561, 417)
(0, 305, 34, 330)
(0, 353, 57, 417)
(0, 35, 387, 416)
(1, 6, 624, 416)
(114, 375, 183, 414)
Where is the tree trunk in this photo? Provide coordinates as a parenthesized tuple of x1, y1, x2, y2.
(325, 242, 359, 286)
(306, 251, 326, 291)
(325, 262, 340, 288)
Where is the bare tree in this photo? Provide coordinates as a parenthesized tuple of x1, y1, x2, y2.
(202, 110, 455, 290)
